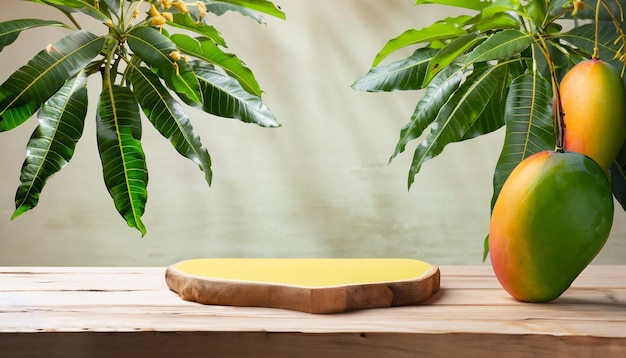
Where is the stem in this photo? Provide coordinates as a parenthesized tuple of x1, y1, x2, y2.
(601, 0, 626, 65)
(552, 81, 564, 152)
(103, 41, 120, 87)
(533, 34, 565, 151)
(119, 0, 126, 25)
(62, 10, 82, 30)
(120, 55, 143, 84)
(593, 0, 602, 59)
(124, 1, 144, 30)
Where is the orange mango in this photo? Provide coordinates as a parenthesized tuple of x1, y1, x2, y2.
(489, 151, 613, 302)
(560, 59, 626, 170)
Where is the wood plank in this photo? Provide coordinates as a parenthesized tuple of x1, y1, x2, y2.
(0, 265, 625, 357)
(1, 332, 625, 358)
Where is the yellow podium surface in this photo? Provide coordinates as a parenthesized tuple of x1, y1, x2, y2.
(166, 258, 440, 313)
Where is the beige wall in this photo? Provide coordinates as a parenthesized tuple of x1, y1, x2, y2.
(0, 1, 624, 266)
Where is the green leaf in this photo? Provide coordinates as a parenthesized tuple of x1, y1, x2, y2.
(98, 0, 122, 19)
(490, 73, 554, 209)
(422, 33, 481, 87)
(12, 71, 88, 219)
(483, 234, 490, 262)
(461, 91, 506, 140)
(391, 64, 464, 162)
(168, 13, 227, 48)
(101, 0, 120, 10)
(482, 0, 523, 19)
(470, 12, 521, 32)
(169, 33, 262, 97)
(0, 19, 68, 53)
(462, 29, 533, 66)
(96, 83, 148, 236)
(127, 26, 202, 105)
(0, 30, 104, 131)
(205, 3, 266, 24)
(524, 0, 547, 27)
(415, 0, 493, 10)
(461, 64, 510, 140)
(26, 0, 110, 23)
(206, 0, 286, 20)
(534, 40, 580, 82)
(351, 48, 437, 92)
(559, 22, 622, 67)
(611, 142, 626, 211)
(562, 0, 623, 21)
(193, 62, 279, 127)
(372, 20, 468, 66)
(407, 64, 507, 187)
(547, 0, 571, 17)
(127, 64, 213, 185)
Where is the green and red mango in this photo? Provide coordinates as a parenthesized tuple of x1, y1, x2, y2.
(488, 58, 626, 302)
(560, 59, 626, 170)
(489, 151, 613, 302)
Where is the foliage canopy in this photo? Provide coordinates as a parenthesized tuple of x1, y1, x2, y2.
(353, 0, 626, 258)
(0, 0, 284, 235)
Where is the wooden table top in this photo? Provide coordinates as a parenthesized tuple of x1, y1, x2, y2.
(1, 265, 624, 357)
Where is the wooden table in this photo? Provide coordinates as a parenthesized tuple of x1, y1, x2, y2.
(1, 266, 624, 357)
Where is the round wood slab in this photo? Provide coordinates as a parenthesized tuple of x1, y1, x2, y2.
(165, 258, 440, 314)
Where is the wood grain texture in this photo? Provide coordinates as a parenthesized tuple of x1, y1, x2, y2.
(165, 259, 441, 313)
(1, 265, 625, 357)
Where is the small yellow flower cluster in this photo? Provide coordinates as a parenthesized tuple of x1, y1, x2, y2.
(571, 0, 584, 17)
(613, 41, 626, 64)
(162, 0, 190, 14)
(148, 1, 210, 30)
(173, 1, 189, 14)
(159, 0, 173, 9)
(196, 1, 207, 21)
(148, 4, 166, 27)
(149, 1, 198, 28)
(170, 50, 190, 62)
(169, 50, 190, 75)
